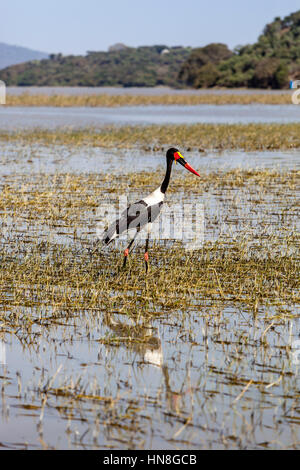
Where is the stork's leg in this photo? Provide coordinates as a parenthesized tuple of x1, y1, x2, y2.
(144, 224, 151, 273)
(123, 229, 139, 268)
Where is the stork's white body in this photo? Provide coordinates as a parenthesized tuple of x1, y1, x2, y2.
(102, 186, 164, 246)
(143, 186, 165, 206)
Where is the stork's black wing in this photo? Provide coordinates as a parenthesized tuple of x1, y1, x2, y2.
(102, 200, 163, 245)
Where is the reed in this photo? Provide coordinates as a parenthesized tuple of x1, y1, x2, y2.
(1, 122, 300, 150)
(0, 149, 298, 450)
(6, 92, 292, 107)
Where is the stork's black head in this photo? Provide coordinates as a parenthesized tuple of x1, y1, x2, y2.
(166, 147, 201, 177)
(166, 147, 179, 161)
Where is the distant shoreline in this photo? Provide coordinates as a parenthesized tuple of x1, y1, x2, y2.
(6, 86, 291, 97)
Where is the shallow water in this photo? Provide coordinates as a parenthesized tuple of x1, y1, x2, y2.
(1, 104, 300, 129)
(0, 142, 299, 449)
(0, 143, 299, 246)
(1, 142, 299, 176)
(1, 306, 299, 449)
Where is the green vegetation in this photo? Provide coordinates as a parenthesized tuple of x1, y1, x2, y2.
(178, 43, 232, 87)
(1, 122, 300, 151)
(0, 45, 190, 87)
(180, 10, 300, 88)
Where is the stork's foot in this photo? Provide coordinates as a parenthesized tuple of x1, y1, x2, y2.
(144, 252, 149, 273)
(122, 248, 129, 268)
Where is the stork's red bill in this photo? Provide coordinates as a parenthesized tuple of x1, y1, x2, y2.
(174, 151, 201, 177)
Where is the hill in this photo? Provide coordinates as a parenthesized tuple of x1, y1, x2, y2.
(179, 9, 300, 88)
(0, 45, 190, 87)
(0, 42, 48, 70)
(178, 43, 233, 87)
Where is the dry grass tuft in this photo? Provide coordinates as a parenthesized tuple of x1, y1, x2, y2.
(6, 93, 293, 107)
(1, 122, 300, 151)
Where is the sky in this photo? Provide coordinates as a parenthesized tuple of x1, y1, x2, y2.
(1, 0, 300, 55)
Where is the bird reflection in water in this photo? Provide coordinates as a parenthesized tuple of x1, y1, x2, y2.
(103, 314, 192, 415)
(103, 313, 163, 367)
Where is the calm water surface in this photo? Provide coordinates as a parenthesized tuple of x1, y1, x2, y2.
(6, 86, 292, 96)
(0, 104, 300, 129)
(1, 142, 300, 175)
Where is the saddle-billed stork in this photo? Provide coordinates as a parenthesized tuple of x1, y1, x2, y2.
(102, 148, 200, 272)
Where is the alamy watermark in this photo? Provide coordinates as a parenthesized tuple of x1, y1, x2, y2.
(0, 80, 6, 105)
(291, 340, 300, 365)
(290, 80, 300, 104)
(290, 317, 300, 365)
(96, 194, 204, 251)
(0, 339, 6, 365)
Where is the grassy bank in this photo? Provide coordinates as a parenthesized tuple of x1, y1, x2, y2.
(1, 123, 300, 151)
(6, 92, 292, 107)
(0, 240, 298, 318)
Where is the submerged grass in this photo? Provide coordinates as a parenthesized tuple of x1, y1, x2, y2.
(0, 240, 298, 317)
(1, 245, 299, 349)
(0, 168, 299, 212)
(5, 93, 293, 107)
(1, 122, 300, 151)
(0, 167, 298, 321)
(0, 153, 299, 450)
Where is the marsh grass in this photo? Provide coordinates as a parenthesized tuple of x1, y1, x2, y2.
(0, 168, 298, 325)
(0, 240, 298, 318)
(0, 160, 299, 449)
(0, 168, 298, 224)
(6, 93, 293, 107)
(1, 123, 300, 151)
